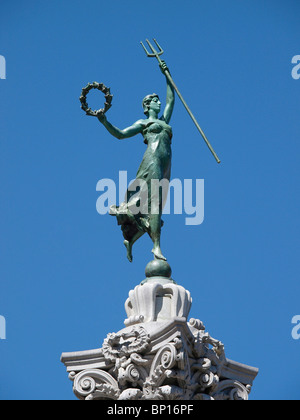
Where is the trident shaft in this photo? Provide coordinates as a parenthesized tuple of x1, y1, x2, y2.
(141, 39, 221, 164)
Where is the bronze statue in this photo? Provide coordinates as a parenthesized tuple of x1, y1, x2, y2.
(80, 39, 220, 263)
(95, 61, 174, 263)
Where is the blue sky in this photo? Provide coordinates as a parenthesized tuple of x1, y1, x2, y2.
(0, 0, 299, 400)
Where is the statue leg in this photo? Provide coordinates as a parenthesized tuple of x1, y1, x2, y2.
(148, 213, 167, 261)
(124, 231, 145, 262)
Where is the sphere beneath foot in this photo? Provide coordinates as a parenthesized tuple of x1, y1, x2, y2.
(145, 259, 172, 279)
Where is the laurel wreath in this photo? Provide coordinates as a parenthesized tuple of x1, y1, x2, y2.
(79, 82, 113, 116)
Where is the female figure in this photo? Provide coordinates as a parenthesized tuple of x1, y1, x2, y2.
(95, 64, 175, 262)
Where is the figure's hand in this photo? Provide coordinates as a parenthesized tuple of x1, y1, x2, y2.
(96, 109, 107, 123)
(159, 60, 170, 75)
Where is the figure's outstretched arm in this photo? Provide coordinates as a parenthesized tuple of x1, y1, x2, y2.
(96, 112, 144, 140)
(160, 61, 175, 124)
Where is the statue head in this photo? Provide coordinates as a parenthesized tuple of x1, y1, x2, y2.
(142, 93, 160, 116)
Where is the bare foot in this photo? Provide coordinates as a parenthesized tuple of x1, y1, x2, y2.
(151, 246, 167, 261)
(124, 240, 133, 262)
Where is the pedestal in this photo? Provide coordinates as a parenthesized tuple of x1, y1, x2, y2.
(61, 262, 258, 400)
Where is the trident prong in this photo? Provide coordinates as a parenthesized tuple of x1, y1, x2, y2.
(140, 38, 164, 58)
(140, 38, 221, 164)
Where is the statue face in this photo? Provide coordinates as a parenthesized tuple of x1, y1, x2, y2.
(149, 96, 161, 114)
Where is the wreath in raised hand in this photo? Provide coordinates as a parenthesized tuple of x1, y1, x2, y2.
(79, 82, 113, 116)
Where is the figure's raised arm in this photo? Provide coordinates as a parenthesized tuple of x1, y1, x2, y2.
(96, 112, 144, 140)
(160, 61, 175, 124)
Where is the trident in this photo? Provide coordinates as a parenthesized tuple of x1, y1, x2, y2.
(141, 39, 221, 164)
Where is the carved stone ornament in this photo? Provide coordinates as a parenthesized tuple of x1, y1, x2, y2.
(61, 281, 258, 400)
(125, 282, 192, 326)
